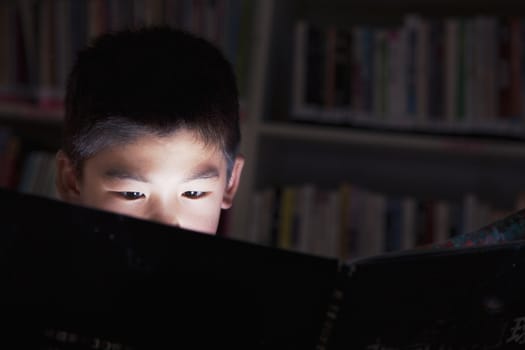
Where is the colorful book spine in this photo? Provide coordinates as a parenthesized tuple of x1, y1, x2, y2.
(252, 183, 519, 260)
(0, 0, 256, 117)
(289, 15, 525, 135)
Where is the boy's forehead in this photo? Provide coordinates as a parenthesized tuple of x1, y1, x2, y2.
(77, 127, 229, 177)
(102, 130, 225, 164)
(104, 128, 220, 152)
(84, 131, 228, 178)
(151, 129, 225, 157)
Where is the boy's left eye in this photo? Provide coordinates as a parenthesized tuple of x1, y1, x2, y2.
(182, 191, 207, 199)
(118, 192, 145, 200)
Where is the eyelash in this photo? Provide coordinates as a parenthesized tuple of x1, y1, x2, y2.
(115, 191, 207, 200)
(182, 191, 207, 199)
(118, 192, 145, 200)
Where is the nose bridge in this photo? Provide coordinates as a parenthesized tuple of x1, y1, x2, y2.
(148, 196, 179, 226)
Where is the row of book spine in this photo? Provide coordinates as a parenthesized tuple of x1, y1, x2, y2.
(0, 0, 254, 114)
(248, 184, 520, 261)
(291, 15, 525, 137)
(0, 128, 57, 199)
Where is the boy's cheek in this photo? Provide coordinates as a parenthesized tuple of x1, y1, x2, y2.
(76, 186, 128, 216)
(177, 202, 222, 235)
(76, 177, 222, 233)
(78, 192, 221, 234)
(181, 217, 219, 235)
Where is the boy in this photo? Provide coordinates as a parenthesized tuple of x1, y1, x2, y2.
(55, 26, 244, 235)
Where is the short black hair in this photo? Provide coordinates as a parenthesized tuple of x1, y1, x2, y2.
(63, 26, 241, 176)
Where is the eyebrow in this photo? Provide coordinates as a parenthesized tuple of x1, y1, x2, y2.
(103, 169, 150, 183)
(183, 165, 220, 182)
(102, 165, 220, 183)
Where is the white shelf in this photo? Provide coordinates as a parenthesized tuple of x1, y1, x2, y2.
(257, 121, 525, 158)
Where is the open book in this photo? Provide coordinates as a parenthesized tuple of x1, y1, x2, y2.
(1, 188, 525, 349)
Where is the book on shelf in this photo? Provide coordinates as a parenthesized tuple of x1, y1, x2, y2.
(16, 150, 58, 199)
(0, 0, 256, 119)
(2, 188, 525, 349)
(250, 183, 520, 260)
(0, 127, 20, 188)
(0, 127, 57, 198)
(289, 15, 525, 138)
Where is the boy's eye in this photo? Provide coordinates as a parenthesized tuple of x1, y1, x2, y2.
(118, 192, 145, 200)
(182, 191, 206, 199)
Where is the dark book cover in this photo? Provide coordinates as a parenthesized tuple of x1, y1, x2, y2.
(0, 188, 338, 349)
(427, 18, 445, 120)
(329, 241, 525, 349)
(333, 28, 352, 108)
(2, 188, 525, 349)
(305, 24, 326, 107)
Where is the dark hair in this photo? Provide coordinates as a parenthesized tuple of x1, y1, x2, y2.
(63, 26, 241, 177)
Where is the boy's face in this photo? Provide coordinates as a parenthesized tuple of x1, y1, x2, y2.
(56, 129, 244, 234)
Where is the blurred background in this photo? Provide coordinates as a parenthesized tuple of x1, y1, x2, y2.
(1, 0, 525, 261)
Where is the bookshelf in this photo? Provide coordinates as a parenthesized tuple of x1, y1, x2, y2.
(229, 0, 525, 260)
(0, 0, 256, 204)
(2, 0, 525, 260)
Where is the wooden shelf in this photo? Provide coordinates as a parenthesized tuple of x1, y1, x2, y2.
(0, 104, 63, 124)
(258, 121, 525, 158)
(0, 104, 63, 151)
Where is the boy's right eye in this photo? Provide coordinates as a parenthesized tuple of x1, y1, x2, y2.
(117, 192, 145, 200)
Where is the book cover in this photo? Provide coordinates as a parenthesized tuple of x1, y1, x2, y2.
(2, 189, 525, 349)
(0, 188, 338, 349)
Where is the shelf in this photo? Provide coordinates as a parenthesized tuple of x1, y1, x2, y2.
(0, 104, 63, 124)
(258, 121, 525, 159)
(298, 0, 525, 21)
(0, 104, 64, 151)
(234, 0, 525, 246)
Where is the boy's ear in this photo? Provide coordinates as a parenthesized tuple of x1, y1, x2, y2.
(55, 150, 81, 203)
(221, 155, 245, 209)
